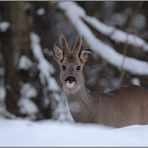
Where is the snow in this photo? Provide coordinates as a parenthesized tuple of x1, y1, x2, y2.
(131, 77, 141, 86)
(31, 32, 60, 91)
(19, 99, 38, 117)
(0, 80, 6, 116)
(36, 8, 45, 16)
(21, 83, 37, 98)
(0, 85, 5, 102)
(0, 119, 148, 146)
(19, 55, 33, 70)
(84, 16, 148, 51)
(18, 83, 38, 118)
(0, 21, 10, 32)
(58, 2, 148, 75)
(84, 14, 148, 51)
(0, 108, 16, 119)
(59, 2, 148, 52)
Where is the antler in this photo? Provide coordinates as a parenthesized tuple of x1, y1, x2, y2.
(59, 35, 71, 55)
(72, 35, 82, 56)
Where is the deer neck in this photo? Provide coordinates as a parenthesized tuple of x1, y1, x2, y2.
(66, 85, 89, 103)
(65, 84, 93, 122)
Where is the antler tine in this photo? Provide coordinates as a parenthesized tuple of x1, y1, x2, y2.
(59, 35, 71, 54)
(72, 35, 82, 56)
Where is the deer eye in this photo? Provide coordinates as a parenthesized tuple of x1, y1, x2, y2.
(62, 65, 66, 70)
(76, 66, 81, 71)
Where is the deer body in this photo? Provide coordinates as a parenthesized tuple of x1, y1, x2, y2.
(68, 85, 148, 127)
(53, 35, 148, 128)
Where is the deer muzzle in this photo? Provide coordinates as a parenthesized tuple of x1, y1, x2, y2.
(65, 76, 76, 83)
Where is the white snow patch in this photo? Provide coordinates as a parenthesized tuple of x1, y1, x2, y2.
(0, 86, 5, 102)
(19, 55, 33, 70)
(131, 78, 141, 86)
(19, 83, 38, 117)
(0, 108, 16, 119)
(19, 99, 38, 116)
(36, 8, 45, 16)
(0, 84, 6, 118)
(0, 119, 148, 146)
(0, 21, 10, 32)
(31, 32, 60, 91)
(21, 83, 37, 99)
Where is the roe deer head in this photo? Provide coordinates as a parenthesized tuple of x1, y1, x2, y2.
(53, 35, 92, 94)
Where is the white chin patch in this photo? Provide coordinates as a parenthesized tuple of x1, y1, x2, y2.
(66, 81, 75, 88)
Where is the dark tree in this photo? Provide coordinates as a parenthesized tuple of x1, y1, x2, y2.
(0, 2, 30, 116)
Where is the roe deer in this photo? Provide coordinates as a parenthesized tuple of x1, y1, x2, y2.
(53, 35, 148, 128)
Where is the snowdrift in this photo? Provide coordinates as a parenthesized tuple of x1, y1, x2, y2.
(0, 119, 148, 146)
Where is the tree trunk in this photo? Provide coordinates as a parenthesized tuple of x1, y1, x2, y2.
(0, 2, 30, 116)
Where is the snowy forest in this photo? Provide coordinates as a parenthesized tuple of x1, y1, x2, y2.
(0, 1, 148, 146)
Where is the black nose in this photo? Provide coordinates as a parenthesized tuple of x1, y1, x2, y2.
(66, 76, 76, 83)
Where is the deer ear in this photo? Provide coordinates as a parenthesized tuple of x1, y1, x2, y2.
(79, 49, 92, 63)
(53, 44, 63, 62)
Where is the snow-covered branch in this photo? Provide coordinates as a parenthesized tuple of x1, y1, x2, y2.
(30, 33, 73, 121)
(58, 2, 148, 75)
(84, 16, 148, 52)
(31, 33, 60, 92)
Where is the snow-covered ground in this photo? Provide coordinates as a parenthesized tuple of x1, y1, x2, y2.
(0, 119, 148, 146)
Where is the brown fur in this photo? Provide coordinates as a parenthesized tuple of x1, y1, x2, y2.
(53, 35, 148, 128)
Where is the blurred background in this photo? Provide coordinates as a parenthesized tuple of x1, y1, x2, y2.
(0, 1, 148, 121)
